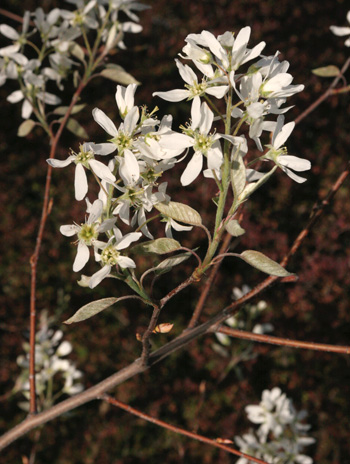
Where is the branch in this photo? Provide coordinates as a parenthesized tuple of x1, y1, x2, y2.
(103, 395, 269, 464)
(295, 57, 350, 125)
(213, 326, 350, 354)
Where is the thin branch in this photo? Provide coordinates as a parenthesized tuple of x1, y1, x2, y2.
(281, 161, 350, 267)
(0, 8, 34, 26)
(295, 57, 350, 125)
(188, 232, 233, 329)
(141, 304, 161, 365)
(28, 77, 90, 414)
(102, 395, 269, 464)
(213, 326, 350, 354)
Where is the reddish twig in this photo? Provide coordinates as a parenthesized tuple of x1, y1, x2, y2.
(141, 304, 161, 365)
(188, 232, 233, 329)
(281, 162, 350, 267)
(0, 8, 34, 26)
(102, 395, 269, 464)
(295, 57, 350, 125)
(214, 326, 350, 354)
(28, 77, 90, 414)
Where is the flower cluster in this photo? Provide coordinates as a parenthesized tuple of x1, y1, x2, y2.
(47, 27, 310, 291)
(0, 0, 147, 120)
(235, 388, 315, 464)
(15, 311, 83, 411)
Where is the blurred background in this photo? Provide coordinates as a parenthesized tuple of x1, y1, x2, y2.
(0, 0, 349, 462)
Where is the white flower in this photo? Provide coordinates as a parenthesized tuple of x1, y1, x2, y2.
(330, 11, 350, 47)
(164, 217, 193, 238)
(115, 83, 138, 118)
(153, 59, 227, 104)
(89, 228, 142, 288)
(47, 143, 116, 200)
(264, 115, 311, 183)
(60, 199, 116, 272)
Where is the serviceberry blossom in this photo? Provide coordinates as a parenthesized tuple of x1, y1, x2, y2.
(330, 11, 350, 47)
(89, 228, 142, 288)
(15, 311, 83, 411)
(235, 388, 315, 464)
(263, 115, 311, 183)
(47, 143, 116, 200)
(60, 199, 116, 272)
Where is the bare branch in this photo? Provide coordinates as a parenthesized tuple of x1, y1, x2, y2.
(213, 326, 350, 354)
(103, 395, 270, 464)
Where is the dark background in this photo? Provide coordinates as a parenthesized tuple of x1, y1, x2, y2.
(0, 0, 349, 462)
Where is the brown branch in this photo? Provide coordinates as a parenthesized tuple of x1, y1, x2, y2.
(28, 77, 90, 414)
(214, 326, 350, 354)
(141, 304, 161, 365)
(0, 8, 34, 26)
(295, 57, 350, 125)
(281, 161, 350, 267)
(188, 232, 233, 329)
(102, 395, 269, 464)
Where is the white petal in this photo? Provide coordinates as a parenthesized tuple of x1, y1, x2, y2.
(124, 105, 139, 134)
(281, 165, 307, 183)
(190, 96, 201, 130)
(205, 86, 229, 98)
(75, 163, 88, 201)
(47, 156, 75, 168)
(7, 90, 23, 103)
(60, 224, 79, 237)
(89, 265, 111, 288)
(330, 26, 350, 37)
(92, 108, 118, 136)
(0, 24, 19, 40)
(116, 232, 142, 250)
(278, 155, 311, 171)
(119, 149, 140, 186)
(73, 241, 90, 272)
(21, 100, 33, 119)
(152, 89, 190, 102)
(180, 152, 203, 186)
(274, 121, 295, 148)
(88, 142, 116, 156)
(117, 256, 136, 269)
(88, 199, 103, 224)
(89, 159, 116, 183)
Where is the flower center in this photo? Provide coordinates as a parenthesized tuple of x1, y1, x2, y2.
(75, 145, 94, 168)
(77, 224, 98, 245)
(111, 131, 133, 152)
(101, 245, 120, 266)
(193, 133, 213, 154)
(186, 80, 208, 97)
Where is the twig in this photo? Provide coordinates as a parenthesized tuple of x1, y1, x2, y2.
(28, 77, 90, 414)
(281, 162, 350, 267)
(188, 232, 233, 329)
(141, 304, 161, 365)
(294, 57, 350, 125)
(102, 395, 269, 464)
(213, 326, 350, 354)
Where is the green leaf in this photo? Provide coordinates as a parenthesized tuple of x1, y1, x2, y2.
(231, 150, 246, 198)
(154, 251, 192, 276)
(53, 104, 86, 116)
(64, 297, 121, 324)
(17, 119, 35, 137)
(65, 118, 89, 139)
(225, 219, 245, 237)
(312, 65, 340, 77)
(239, 250, 294, 277)
(138, 238, 181, 255)
(70, 42, 85, 62)
(100, 65, 140, 85)
(239, 166, 277, 202)
(155, 201, 202, 225)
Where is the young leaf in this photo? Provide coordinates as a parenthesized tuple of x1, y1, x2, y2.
(238, 250, 294, 277)
(230, 150, 246, 198)
(312, 65, 340, 77)
(64, 297, 121, 324)
(70, 42, 85, 62)
(225, 219, 245, 237)
(53, 104, 86, 115)
(154, 251, 192, 276)
(138, 238, 181, 255)
(17, 119, 35, 137)
(65, 118, 89, 139)
(153, 323, 174, 334)
(155, 201, 202, 225)
(100, 64, 140, 85)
